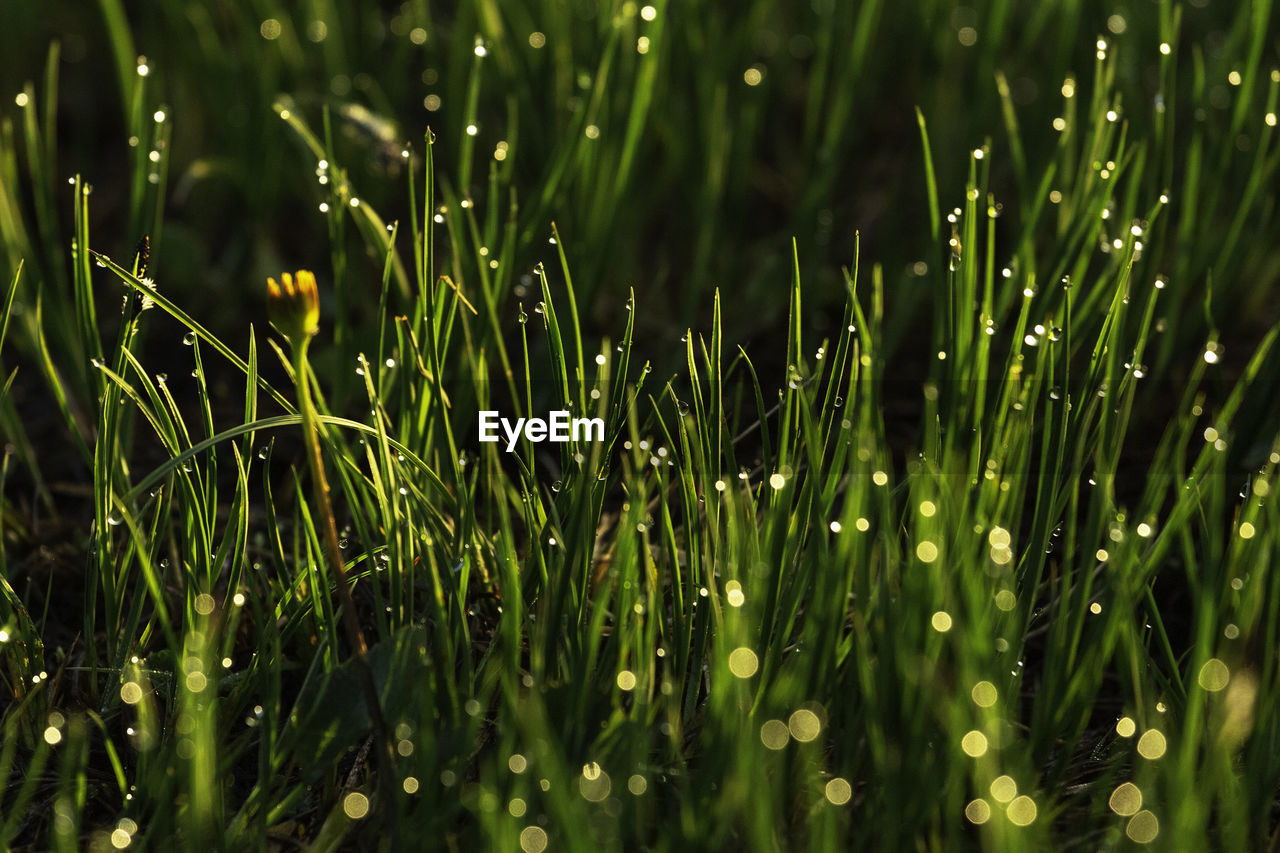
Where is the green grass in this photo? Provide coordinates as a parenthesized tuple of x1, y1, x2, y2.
(1, 1, 1279, 850)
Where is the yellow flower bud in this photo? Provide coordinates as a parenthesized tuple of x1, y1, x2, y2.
(266, 270, 320, 341)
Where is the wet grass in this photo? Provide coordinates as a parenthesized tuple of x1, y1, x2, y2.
(1, 1, 1280, 850)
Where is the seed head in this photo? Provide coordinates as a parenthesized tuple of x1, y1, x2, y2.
(267, 270, 320, 340)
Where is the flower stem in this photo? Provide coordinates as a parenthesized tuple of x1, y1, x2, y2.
(292, 340, 399, 837)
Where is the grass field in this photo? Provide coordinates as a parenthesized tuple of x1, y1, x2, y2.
(2, 1, 1280, 850)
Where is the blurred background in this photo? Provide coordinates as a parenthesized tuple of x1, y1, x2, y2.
(2, 1, 1274, 349)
